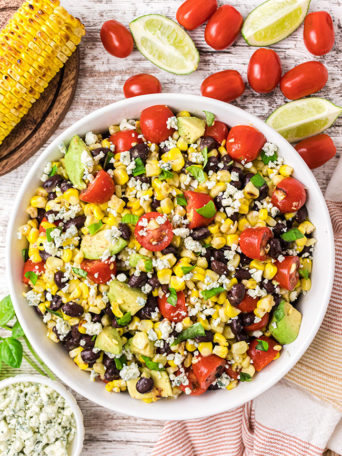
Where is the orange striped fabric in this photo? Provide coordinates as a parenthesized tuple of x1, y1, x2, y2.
(153, 201, 342, 456)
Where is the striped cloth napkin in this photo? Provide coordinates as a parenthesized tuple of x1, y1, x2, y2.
(153, 158, 342, 456)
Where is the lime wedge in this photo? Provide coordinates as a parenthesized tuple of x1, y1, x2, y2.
(242, 0, 311, 46)
(266, 98, 342, 143)
(130, 14, 199, 75)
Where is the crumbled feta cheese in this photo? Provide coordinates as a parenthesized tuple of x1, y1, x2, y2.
(83, 313, 102, 336)
(55, 318, 71, 341)
(173, 228, 190, 238)
(116, 273, 127, 282)
(85, 131, 98, 146)
(166, 116, 178, 130)
(119, 119, 136, 130)
(120, 151, 131, 166)
(120, 363, 140, 381)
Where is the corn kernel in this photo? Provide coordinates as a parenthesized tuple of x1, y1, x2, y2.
(160, 197, 174, 214)
(113, 167, 129, 186)
(63, 188, 79, 204)
(226, 234, 239, 247)
(263, 263, 277, 280)
(224, 301, 240, 318)
(186, 341, 196, 352)
(170, 275, 186, 292)
(30, 195, 47, 208)
(27, 228, 39, 244)
(177, 111, 191, 117)
(213, 333, 228, 346)
(211, 236, 226, 249)
(176, 138, 188, 151)
(232, 341, 248, 355)
(198, 342, 213, 356)
(182, 317, 193, 329)
(279, 164, 293, 177)
(298, 221, 315, 235)
(238, 217, 250, 232)
(301, 278, 311, 291)
(250, 260, 265, 271)
(254, 294, 275, 318)
(157, 268, 172, 284)
(210, 183, 226, 198)
(161, 148, 185, 172)
(213, 345, 228, 358)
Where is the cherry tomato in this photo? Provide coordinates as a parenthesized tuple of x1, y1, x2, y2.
(201, 70, 245, 103)
(158, 291, 187, 323)
(238, 295, 258, 313)
(239, 227, 273, 261)
(80, 260, 116, 284)
(110, 130, 142, 153)
(247, 49, 282, 94)
(22, 260, 45, 285)
(100, 20, 133, 58)
(271, 177, 306, 213)
(295, 134, 336, 169)
(135, 212, 173, 252)
(140, 105, 175, 144)
(184, 191, 216, 229)
(280, 61, 328, 100)
(179, 369, 207, 396)
(248, 336, 279, 372)
(274, 255, 300, 291)
(192, 355, 226, 390)
(205, 120, 229, 144)
(80, 170, 115, 204)
(205, 5, 243, 50)
(226, 125, 266, 163)
(225, 365, 239, 380)
(244, 312, 270, 332)
(123, 74, 162, 98)
(304, 11, 335, 56)
(176, 0, 217, 31)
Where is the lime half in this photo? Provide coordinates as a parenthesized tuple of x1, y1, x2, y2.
(130, 14, 199, 75)
(266, 98, 342, 143)
(242, 0, 311, 46)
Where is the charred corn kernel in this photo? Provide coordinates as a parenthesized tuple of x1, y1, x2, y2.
(79, 283, 89, 299)
(226, 234, 239, 247)
(284, 211, 296, 220)
(111, 301, 123, 319)
(217, 170, 231, 182)
(69, 347, 83, 359)
(223, 326, 235, 339)
(220, 218, 234, 234)
(176, 138, 188, 151)
(298, 221, 315, 235)
(238, 198, 250, 214)
(254, 295, 275, 318)
(47, 328, 59, 343)
(226, 380, 238, 390)
(170, 275, 186, 292)
(198, 342, 213, 356)
(206, 270, 219, 282)
(279, 164, 293, 177)
(296, 236, 307, 248)
(160, 197, 174, 214)
(241, 365, 255, 377)
(224, 301, 240, 318)
(183, 353, 193, 368)
(272, 174, 284, 186)
(211, 236, 226, 249)
(259, 208, 268, 221)
(244, 181, 260, 199)
(210, 183, 226, 198)
(30, 195, 47, 208)
(139, 319, 154, 332)
(264, 263, 278, 280)
(157, 268, 172, 284)
(185, 341, 196, 352)
(177, 110, 191, 117)
(301, 278, 311, 291)
(27, 228, 39, 244)
(213, 333, 228, 346)
(196, 257, 208, 269)
(113, 167, 129, 185)
(232, 341, 248, 355)
(46, 256, 63, 271)
(244, 278, 257, 289)
(208, 224, 220, 235)
(29, 248, 42, 263)
(152, 179, 171, 200)
(182, 317, 192, 329)
(246, 211, 259, 226)
(213, 345, 228, 358)
(146, 160, 161, 177)
(108, 195, 125, 212)
(238, 217, 250, 231)
(63, 188, 79, 204)
(250, 260, 264, 271)
(266, 216, 277, 227)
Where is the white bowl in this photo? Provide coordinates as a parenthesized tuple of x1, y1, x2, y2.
(6, 94, 334, 420)
(0, 374, 84, 455)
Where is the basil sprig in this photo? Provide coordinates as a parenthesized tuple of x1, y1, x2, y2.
(24, 271, 38, 286)
(239, 372, 252, 382)
(49, 165, 58, 177)
(133, 158, 146, 176)
(201, 147, 208, 167)
(256, 339, 269, 352)
(195, 200, 216, 218)
(172, 322, 205, 345)
(167, 288, 177, 307)
(203, 110, 215, 127)
(186, 165, 206, 183)
(281, 228, 304, 242)
(250, 174, 266, 188)
(142, 355, 165, 371)
(122, 214, 139, 225)
(181, 265, 195, 274)
(261, 149, 278, 165)
(116, 312, 132, 326)
(72, 267, 88, 278)
(201, 286, 225, 300)
(299, 269, 309, 279)
(159, 169, 174, 181)
(88, 221, 103, 235)
(176, 194, 187, 206)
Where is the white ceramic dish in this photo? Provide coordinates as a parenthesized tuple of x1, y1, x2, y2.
(6, 94, 334, 420)
(0, 374, 84, 455)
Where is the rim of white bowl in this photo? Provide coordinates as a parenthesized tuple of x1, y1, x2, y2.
(6, 94, 335, 420)
(0, 374, 84, 455)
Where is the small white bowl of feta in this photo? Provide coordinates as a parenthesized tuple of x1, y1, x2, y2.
(0, 374, 84, 456)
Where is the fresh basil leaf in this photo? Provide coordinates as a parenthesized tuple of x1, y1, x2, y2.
(195, 200, 216, 218)
(261, 149, 278, 165)
(116, 312, 132, 326)
(141, 355, 165, 371)
(46, 227, 61, 243)
(91, 335, 96, 341)
(172, 322, 205, 346)
(203, 110, 215, 127)
(0, 337, 23, 368)
(186, 165, 206, 183)
(256, 339, 269, 351)
(24, 271, 38, 286)
(88, 221, 103, 235)
(72, 267, 87, 278)
(201, 147, 208, 167)
(181, 265, 195, 274)
(176, 194, 187, 206)
(239, 372, 252, 382)
(159, 169, 174, 181)
(21, 249, 29, 262)
(122, 214, 139, 225)
(167, 288, 177, 307)
(0, 296, 15, 327)
(133, 157, 146, 176)
(12, 321, 24, 339)
(274, 301, 286, 322)
(250, 174, 266, 188)
(46, 308, 63, 317)
(299, 269, 309, 279)
(49, 165, 58, 177)
(114, 355, 127, 370)
(144, 258, 153, 272)
(103, 151, 114, 170)
(281, 228, 304, 242)
(201, 287, 225, 300)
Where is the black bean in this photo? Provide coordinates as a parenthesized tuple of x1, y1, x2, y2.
(211, 260, 229, 276)
(191, 227, 210, 240)
(213, 247, 230, 263)
(273, 294, 282, 306)
(34, 306, 44, 317)
(71, 325, 82, 341)
(273, 222, 287, 237)
(62, 335, 79, 352)
(256, 183, 269, 201)
(91, 313, 102, 323)
(136, 377, 154, 394)
(230, 212, 239, 222)
(227, 283, 246, 307)
(268, 238, 282, 259)
(244, 172, 255, 185)
(230, 318, 243, 336)
(104, 365, 120, 382)
(47, 192, 57, 201)
(135, 175, 151, 185)
(137, 295, 158, 320)
(148, 275, 160, 289)
(221, 155, 234, 171)
(127, 272, 148, 288)
(54, 271, 66, 290)
(49, 295, 63, 311)
(195, 330, 214, 343)
(60, 180, 73, 193)
(79, 334, 95, 349)
(156, 340, 172, 355)
(204, 156, 219, 173)
(91, 147, 111, 166)
(301, 245, 313, 257)
(239, 253, 251, 267)
(64, 215, 86, 231)
(235, 332, 250, 342)
(36, 208, 46, 224)
(208, 383, 220, 390)
(40, 250, 51, 261)
(294, 205, 308, 224)
(240, 312, 255, 327)
(130, 143, 149, 163)
(200, 136, 219, 152)
(103, 354, 115, 369)
(104, 303, 115, 319)
(62, 302, 84, 317)
(214, 194, 224, 210)
(262, 279, 276, 294)
(234, 268, 251, 281)
(118, 222, 131, 240)
(43, 174, 63, 192)
(161, 245, 178, 256)
(204, 247, 215, 264)
(151, 198, 160, 211)
(229, 166, 244, 189)
(81, 349, 101, 365)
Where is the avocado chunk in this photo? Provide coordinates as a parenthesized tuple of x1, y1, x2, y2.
(127, 368, 173, 400)
(64, 135, 92, 190)
(108, 279, 147, 316)
(129, 253, 152, 271)
(81, 230, 127, 260)
(177, 116, 206, 144)
(126, 332, 154, 357)
(95, 326, 122, 355)
(151, 370, 173, 397)
(269, 301, 302, 345)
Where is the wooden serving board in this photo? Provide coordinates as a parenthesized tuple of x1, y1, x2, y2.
(0, 0, 80, 176)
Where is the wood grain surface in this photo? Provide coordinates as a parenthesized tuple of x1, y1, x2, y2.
(0, 0, 341, 454)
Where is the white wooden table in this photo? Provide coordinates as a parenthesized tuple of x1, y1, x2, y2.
(0, 0, 341, 453)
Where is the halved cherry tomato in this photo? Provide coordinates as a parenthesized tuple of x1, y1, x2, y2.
(238, 295, 258, 313)
(304, 11, 335, 56)
(201, 70, 245, 103)
(176, 0, 217, 31)
(225, 365, 239, 380)
(280, 61, 328, 100)
(192, 355, 226, 390)
(179, 369, 207, 396)
(135, 212, 173, 252)
(22, 260, 45, 285)
(271, 177, 306, 213)
(140, 105, 175, 144)
(80, 170, 115, 204)
(226, 125, 266, 163)
(205, 120, 229, 144)
(205, 5, 243, 50)
(100, 20, 134, 58)
(274, 256, 300, 291)
(244, 312, 269, 332)
(158, 291, 187, 323)
(184, 191, 216, 230)
(295, 134, 336, 169)
(247, 49, 282, 94)
(110, 130, 142, 153)
(81, 260, 116, 284)
(239, 227, 273, 261)
(123, 74, 162, 98)
(248, 336, 279, 372)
